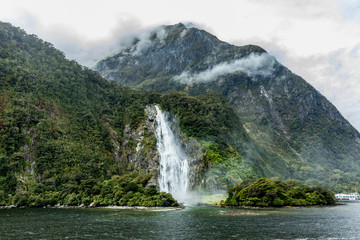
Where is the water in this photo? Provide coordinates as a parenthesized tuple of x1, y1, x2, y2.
(154, 106, 190, 203)
(1, 202, 360, 239)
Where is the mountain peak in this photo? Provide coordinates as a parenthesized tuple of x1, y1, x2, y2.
(94, 23, 265, 85)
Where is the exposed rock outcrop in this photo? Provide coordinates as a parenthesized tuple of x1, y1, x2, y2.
(115, 105, 205, 190)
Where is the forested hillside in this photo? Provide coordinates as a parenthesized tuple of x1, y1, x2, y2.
(0, 21, 180, 206)
(0, 22, 251, 206)
(1, 21, 360, 207)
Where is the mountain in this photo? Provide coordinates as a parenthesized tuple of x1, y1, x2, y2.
(1, 21, 359, 208)
(95, 23, 264, 89)
(0, 21, 183, 207)
(95, 23, 360, 192)
(0, 21, 258, 206)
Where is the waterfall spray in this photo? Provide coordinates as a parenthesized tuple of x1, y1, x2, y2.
(154, 105, 190, 204)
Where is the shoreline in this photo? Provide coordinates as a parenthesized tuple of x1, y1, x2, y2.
(218, 202, 345, 210)
(0, 201, 348, 210)
(0, 204, 185, 210)
(100, 206, 184, 211)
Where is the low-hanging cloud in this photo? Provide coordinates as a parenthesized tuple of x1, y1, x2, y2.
(173, 53, 276, 84)
(129, 27, 168, 56)
(128, 23, 205, 56)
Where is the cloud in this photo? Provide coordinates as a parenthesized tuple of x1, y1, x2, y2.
(4, 9, 148, 67)
(227, 0, 359, 57)
(128, 26, 169, 56)
(225, 0, 360, 132)
(335, 0, 360, 23)
(127, 23, 207, 56)
(45, 16, 146, 67)
(173, 53, 276, 84)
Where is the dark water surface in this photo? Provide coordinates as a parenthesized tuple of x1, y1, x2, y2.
(1, 202, 360, 239)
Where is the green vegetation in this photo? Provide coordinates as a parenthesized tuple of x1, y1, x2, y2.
(9, 172, 178, 207)
(158, 91, 262, 190)
(0, 21, 247, 206)
(225, 178, 336, 207)
(0, 21, 180, 207)
(160, 91, 246, 140)
(1, 20, 360, 208)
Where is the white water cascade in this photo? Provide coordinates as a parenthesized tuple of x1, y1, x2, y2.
(154, 106, 190, 204)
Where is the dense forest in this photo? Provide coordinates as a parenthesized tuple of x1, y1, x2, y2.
(0, 21, 174, 206)
(0, 22, 249, 206)
(225, 178, 336, 207)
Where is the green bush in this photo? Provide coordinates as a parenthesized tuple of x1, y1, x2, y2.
(225, 178, 336, 207)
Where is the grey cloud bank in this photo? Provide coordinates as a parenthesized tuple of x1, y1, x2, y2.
(9, 11, 150, 67)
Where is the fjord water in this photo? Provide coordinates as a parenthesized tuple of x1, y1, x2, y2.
(154, 106, 190, 204)
(1, 202, 360, 239)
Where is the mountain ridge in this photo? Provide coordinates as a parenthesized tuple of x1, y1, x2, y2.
(95, 23, 266, 86)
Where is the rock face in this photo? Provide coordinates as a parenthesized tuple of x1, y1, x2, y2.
(114, 105, 160, 187)
(95, 23, 264, 86)
(95, 23, 360, 190)
(118, 105, 204, 190)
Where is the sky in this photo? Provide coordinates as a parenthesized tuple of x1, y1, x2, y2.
(1, 0, 360, 131)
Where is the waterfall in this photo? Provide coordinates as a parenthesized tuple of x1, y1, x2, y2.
(154, 105, 190, 204)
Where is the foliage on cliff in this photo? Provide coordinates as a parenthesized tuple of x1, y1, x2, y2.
(0, 21, 248, 205)
(0, 21, 178, 206)
(225, 178, 336, 207)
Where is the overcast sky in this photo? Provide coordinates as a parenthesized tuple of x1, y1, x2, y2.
(1, 0, 360, 132)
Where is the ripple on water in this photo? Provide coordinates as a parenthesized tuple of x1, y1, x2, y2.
(1, 203, 360, 239)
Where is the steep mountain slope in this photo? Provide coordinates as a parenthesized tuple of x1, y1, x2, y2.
(0, 21, 185, 206)
(95, 23, 360, 192)
(95, 23, 264, 89)
(1, 21, 256, 206)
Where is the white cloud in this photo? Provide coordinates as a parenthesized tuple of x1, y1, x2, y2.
(1, 9, 146, 67)
(173, 53, 276, 84)
(130, 27, 168, 56)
